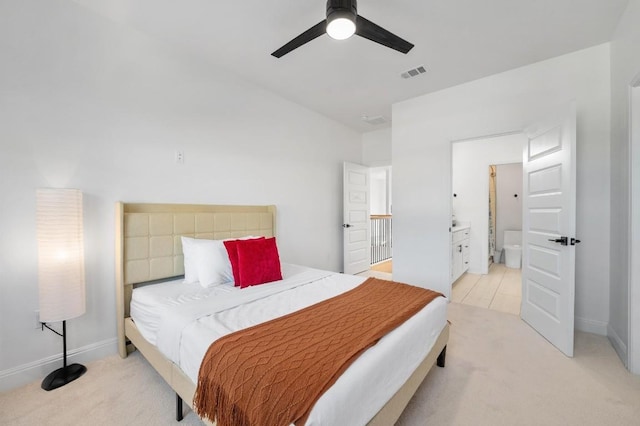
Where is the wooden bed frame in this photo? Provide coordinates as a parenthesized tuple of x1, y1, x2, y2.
(115, 202, 449, 425)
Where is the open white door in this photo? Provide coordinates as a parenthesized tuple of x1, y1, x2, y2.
(343, 162, 370, 275)
(521, 102, 577, 357)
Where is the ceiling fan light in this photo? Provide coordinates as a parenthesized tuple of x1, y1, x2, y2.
(326, 14, 356, 40)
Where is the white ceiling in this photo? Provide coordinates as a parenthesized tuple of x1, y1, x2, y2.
(72, 0, 629, 133)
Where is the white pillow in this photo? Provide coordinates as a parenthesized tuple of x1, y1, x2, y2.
(181, 236, 199, 284)
(195, 239, 234, 287)
(181, 237, 234, 287)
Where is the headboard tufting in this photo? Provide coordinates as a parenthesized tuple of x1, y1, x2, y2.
(115, 202, 276, 357)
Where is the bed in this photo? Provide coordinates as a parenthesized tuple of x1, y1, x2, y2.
(115, 202, 449, 425)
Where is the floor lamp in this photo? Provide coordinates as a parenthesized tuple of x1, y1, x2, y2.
(36, 188, 87, 391)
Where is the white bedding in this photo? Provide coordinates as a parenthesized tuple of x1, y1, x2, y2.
(130, 278, 235, 345)
(130, 263, 448, 426)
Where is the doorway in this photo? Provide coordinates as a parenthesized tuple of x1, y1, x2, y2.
(358, 166, 393, 280)
(450, 133, 524, 315)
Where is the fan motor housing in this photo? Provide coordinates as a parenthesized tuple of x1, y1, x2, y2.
(326, 0, 357, 20)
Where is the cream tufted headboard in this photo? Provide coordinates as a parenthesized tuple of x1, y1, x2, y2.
(115, 202, 276, 357)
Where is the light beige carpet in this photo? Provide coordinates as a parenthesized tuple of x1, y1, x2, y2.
(2, 302, 640, 426)
(397, 303, 640, 426)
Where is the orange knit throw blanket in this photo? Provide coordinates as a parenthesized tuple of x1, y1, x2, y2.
(193, 278, 442, 426)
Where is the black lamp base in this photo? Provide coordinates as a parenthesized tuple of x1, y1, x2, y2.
(41, 363, 87, 391)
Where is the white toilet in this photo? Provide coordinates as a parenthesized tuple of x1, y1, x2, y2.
(503, 230, 522, 269)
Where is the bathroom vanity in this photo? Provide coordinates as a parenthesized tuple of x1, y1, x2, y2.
(451, 224, 470, 283)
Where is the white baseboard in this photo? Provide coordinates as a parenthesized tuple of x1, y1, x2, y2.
(575, 316, 608, 335)
(0, 337, 118, 392)
(607, 324, 628, 368)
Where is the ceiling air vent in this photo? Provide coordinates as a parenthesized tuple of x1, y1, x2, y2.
(361, 115, 388, 126)
(401, 65, 428, 79)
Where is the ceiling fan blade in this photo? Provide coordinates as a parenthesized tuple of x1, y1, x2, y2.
(355, 15, 414, 54)
(272, 20, 327, 58)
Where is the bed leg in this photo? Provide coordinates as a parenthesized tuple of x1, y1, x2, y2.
(176, 393, 184, 422)
(437, 345, 447, 368)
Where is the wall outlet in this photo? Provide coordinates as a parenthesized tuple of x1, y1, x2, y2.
(175, 150, 185, 164)
(35, 310, 41, 329)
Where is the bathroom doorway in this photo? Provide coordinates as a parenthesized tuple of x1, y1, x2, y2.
(451, 133, 525, 316)
(492, 163, 523, 267)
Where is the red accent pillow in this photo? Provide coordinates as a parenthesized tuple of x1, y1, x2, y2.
(224, 237, 264, 286)
(235, 237, 282, 288)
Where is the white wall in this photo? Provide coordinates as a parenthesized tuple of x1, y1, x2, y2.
(629, 84, 640, 374)
(0, 0, 361, 390)
(393, 44, 611, 337)
(609, 0, 640, 372)
(452, 134, 523, 274)
(362, 128, 392, 166)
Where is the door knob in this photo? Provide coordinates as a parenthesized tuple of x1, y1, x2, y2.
(571, 238, 581, 245)
(342, 224, 352, 228)
(548, 236, 568, 246)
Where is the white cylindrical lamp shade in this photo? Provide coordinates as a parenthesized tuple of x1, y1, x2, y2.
(36, 188, 86, 323)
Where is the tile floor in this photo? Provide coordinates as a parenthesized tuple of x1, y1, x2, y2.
(358, 262, 521, 317)
(451, 262, 522, 316)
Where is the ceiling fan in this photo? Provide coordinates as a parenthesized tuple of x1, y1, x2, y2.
(271, 0, 414, 58)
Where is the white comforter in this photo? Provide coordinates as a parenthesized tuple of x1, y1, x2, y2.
(130, 263, 447, 426)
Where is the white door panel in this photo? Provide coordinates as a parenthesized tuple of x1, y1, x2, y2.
(343, 162, 370, 274)
(522, 102, 577, 357)
(528, 207, 562, 233)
